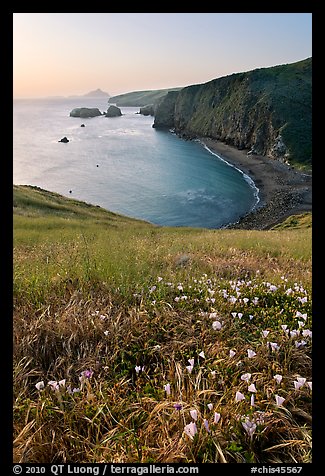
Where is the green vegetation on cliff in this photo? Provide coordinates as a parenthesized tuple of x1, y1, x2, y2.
(108, 87, 182, 107)
(154, 58, 312, 166)
(13, 185, 311, 463)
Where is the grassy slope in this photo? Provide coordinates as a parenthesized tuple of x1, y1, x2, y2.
(108, 88, 182, 107)
(13, 186, 312, 464)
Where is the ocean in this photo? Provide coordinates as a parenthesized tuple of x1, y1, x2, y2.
(13, 97, 259, 229)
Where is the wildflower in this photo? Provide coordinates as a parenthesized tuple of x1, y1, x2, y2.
(261, 330, 270, 338)
(243, 298, 249, 304)
(157, 276, 163, 282)
(235, 391, 245, 402)
(247, 349, 256, 358)
(250, 394, 255, 407)
(231, 312, 237, 318)
(80, 369, 93, 379)
(198, 351, 205, 359)
(242, 418, 257, 439)
(203, 419, 210, 433)
(214, 412, 221, 424)
(164, 383, 171, 395)
(209, 312, 218, 319)
(275, 395, 285, 406)
(104, 330, 109, 336)
(302, 329, 312, 338)
(212, 320, 222, 330)
(229, 349, 236, 358)
(135, 366, 144, 374)
(190, 409, 198, 421)
(268, 342, 280, 352)
(307, 381, 312, 390)
(273, 374, 283, 384)
(149, 286, 156, 293)
(207, 403, 213, 411)
(293, 377, 306, 390)
(58, 379, 66, 387)
(35, 381, 44, 391)
(186, 365, 194, 374)
(184, 421, 197, 439)
(238, 313, 243, 319)
(240, 373, 251, 382)
(210, 370, 216, 377)
(281, 325, 288, 331)
(48, 380, 60, 391)
(177, 284, 183, 291)
(248, 383, 257, 393)
(173, 403, 182, 411)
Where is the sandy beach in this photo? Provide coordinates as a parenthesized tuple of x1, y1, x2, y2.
(200, 138, 312, 229)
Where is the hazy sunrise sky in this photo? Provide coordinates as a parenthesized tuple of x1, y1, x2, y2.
(13, 13, 312, 99)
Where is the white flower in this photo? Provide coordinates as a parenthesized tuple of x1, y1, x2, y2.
(58, 379, 66, 387)
(242, 418, 257, 438)
(188, 358, 195, 367)
(157, 276, 163, 282)
(190, 409, 198, 421)
(35, 381, 44, 391)
(248, 383, 257, 393)
(235, 391, 245, 402)
(207, 403, 213, 411)
(209, 312, 218, 319)
(203, 419, 210, 433)
(212, 320, 222, 330)
(186, 365, 194, 374)
(307, 381, 312, 390)
(163, 383, 171, 395)
(294, 377, 306, 390)
(48, 380, 59, 391)
(238, 313, 243, 319)
(184, 421, 197, 439)
(198, 351, 205, 359)
(135, 366, 144, 374)
(104, 330, 109, 336)
(240, 373, 251, 382)
(214, 412, 221, 424)
(247, 349, 256, 358)
(250, 394, 255, 407)
(229, 350, 236, 358)
(231, 312, 237, 318)
(275, 394, 285, 406)
(281, 325, 288, 331)
(268, 342, 280, 352)
(273, 374, 283, 384)
(262, 330, 270, 338)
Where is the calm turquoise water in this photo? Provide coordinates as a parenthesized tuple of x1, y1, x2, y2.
(13, 97, 258, 228)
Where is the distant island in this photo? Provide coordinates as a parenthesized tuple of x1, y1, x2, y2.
(68, 88, 110, 99)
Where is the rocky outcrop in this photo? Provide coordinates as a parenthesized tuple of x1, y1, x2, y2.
(139, 104, 155, 116)
(153, 58, 312, 166)
(70, 108, 102, 118)
(58, 137, 69, 143)
(105, 105, 122, 117)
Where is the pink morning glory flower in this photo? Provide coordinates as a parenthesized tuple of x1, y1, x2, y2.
(207, 403, 213, 411)
(242, 418, 257, 439)
(212, 320, 222, 330)
(188, 358, 195, 367)
(273, 374, 283, 384)
(198, 351, 205, 359)
(241, 373, 251, 382)
(163, 384, 171, 395)
(190, 409, 198, 421)
(235, 391, 245, 402)
(186, 365, 194, 374)
(247, 349, 256, 358)
(229, 350, 236, 358)
(275, 395, 285, 406)
(214, 412, 221, 424)
(184, 421, 197, 439)
(248, 383, 257, 393)
(35, 381, 44, 391)
(203, 419, 210, 433)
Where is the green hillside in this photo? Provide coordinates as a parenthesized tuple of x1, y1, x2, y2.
(13, 185, 312, 464)
(108, 87, 182, 107)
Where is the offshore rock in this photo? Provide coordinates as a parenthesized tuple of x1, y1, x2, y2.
(105, 105, 122, 117)
(70, 108, 102, 118)
(139, 104, 155, 116)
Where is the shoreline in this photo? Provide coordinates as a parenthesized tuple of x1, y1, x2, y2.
(199, 138, 312, 230)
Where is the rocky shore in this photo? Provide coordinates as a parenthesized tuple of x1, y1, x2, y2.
(201, 138, 312, 230)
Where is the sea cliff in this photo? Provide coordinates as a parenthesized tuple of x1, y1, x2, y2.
(153, 58, 312, 167)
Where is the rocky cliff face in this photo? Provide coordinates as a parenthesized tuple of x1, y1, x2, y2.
(153, 58, 312, 165)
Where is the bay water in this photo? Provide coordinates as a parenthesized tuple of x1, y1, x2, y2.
(13, 97, 258, 228)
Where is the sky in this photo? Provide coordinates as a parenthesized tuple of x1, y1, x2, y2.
(13, 12, 312, 99)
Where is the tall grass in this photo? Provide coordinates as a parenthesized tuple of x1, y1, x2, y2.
(13, 186, 312, 463)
